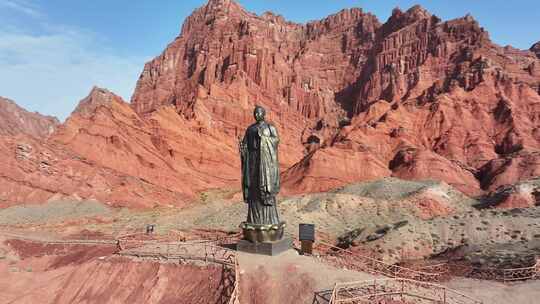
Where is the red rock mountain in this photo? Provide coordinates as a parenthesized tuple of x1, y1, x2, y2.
(1, 88, 197, 208)
(1, 0, 539, 207)
(132, 0, 540, 196)
(0, 97, 59, 138)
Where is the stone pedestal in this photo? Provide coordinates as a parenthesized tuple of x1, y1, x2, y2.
(240, 221, 286, 243)
(237, 237, 292, 256)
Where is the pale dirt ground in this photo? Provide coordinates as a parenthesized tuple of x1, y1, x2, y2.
(236, 249, 540, 304)
(0, 178, 477, 239)
(446, 278, 540, 304)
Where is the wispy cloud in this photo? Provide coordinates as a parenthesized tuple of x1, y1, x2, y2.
(0, 4, 149, 121)
(0, 27, 149, 121)
(0, 0, 42, 18)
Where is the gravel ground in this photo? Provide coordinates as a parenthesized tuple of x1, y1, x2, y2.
(0, 178, 476, 239)
(348, 206, 540, 264)
(193, 178, 475, 235)
(331, 178, 441, 199)
(0, 199, 113, 226)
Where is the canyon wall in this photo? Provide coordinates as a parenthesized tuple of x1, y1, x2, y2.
(1, 0, 539, 207)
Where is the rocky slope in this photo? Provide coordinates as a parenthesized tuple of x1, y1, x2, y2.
(0, 97, 59, 138)
(0, 178, 475, 240)
(476, 177, 540, 208)
(51, 87, 228, 202)
(0, 238, 227, 304)
(160, 178, 479, 237)
(131, 0, 540, 197)
(0, 88, 207, 208)
(1, 0, 539, 207)
(342, 206, 540, 266)
(131, 0, 383, 170)
(531, 41, 540, 59)
(283, 8, 540, 196)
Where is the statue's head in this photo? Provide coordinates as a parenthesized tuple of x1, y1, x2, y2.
(253, 106, 266, 122)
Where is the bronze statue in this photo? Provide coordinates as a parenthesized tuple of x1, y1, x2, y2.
(239, 106, 285, 242)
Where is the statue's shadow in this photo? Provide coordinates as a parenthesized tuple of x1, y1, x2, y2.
(312, 289, 333, 304)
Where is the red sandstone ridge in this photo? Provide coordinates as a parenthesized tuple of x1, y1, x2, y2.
(131, 0, 382, 169)
(131, 1, 540, 197)
(0, 88, 212, 208)
(0, 86, 246, 208)
(51, 87, 234, 204)
(0, 97, 59, 138)
(283, 7, 540, 196)
(1, 1, 540, 207)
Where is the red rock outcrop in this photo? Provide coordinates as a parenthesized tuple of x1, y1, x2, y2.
(531, 41, 540, 59)
(0, 242, 227, 304)
(1, 88, 210, 208)
(1, 0, 539, 207)
(477, 177, 540, 208)
(131, 0, 383, 168)
(0, 97, 59, 138)
(281, 7, 540, 196)
(0, 132, 191, 208)
(130, 1, 540, 197)
(52, 87, 241, 203)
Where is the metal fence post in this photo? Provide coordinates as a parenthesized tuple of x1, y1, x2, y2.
(329, 282, 338, 304)
(401, 279, 404, 301)
(443, 287, 446, 304)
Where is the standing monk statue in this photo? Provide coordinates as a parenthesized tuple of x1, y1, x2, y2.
(239, 106, 285, 243)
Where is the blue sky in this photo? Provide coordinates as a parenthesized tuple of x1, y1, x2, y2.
(0, 0, 538, 121)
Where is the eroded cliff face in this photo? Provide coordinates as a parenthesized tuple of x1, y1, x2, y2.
(132, 0, 380, 119)
(131, 0, 383, 167)
(131, 1, 540, 197)
(1, 0, 539, 207)
(531, 41, 540, 59)
(0, 97, 59, 138)
(1, 88, 198, 207)
(282, 7, 540, 196)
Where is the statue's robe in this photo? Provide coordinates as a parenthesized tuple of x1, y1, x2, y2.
(240, 121, 280, 225)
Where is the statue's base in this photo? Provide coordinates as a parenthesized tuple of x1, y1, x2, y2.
(240, 221, 286, 243)
(237, 237, 292, 256)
